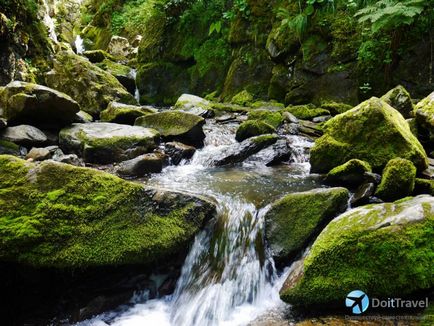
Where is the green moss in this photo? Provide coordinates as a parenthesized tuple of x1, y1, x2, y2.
(381, 85, 415, 118)
(100, 103, 154, 124)
(83, 50, 117, 63)
(281, 196, 434, 308)
(210, 102, 250, 113)
(320, 101, 353, 116)
(310, 97, 428, 173)
(284, 104, 330, 120)
(231, 90, 254, 106)
(326, 159, 371, 186)
(0, 155, 214, 268)
(265, 188, 349, 263)
(235, 120, 275, 142)
(96, 59, 132, 77)
(247, 110, 283, 128)
(134, 111, 204, 137)
(414, 178, 434, 196)
(375, 158, 417, 202)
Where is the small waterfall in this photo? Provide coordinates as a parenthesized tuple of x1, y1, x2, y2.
(77, 122, 320, 326)
(129, 69, 140, 104)
(75, 35, 85, 54)
(42, 0, 58, 43)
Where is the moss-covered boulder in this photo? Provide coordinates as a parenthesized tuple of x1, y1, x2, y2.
(231, 90, 254, 106)
(413, 178, 434, 196)
(265, 188, 349, 265)
(415, 91, 434, 143)
(381, 85, 414, 118)
(173, 94, 213, 117)
(100, 102, 156, 125)
(83, 50, 116, 63)
(235, 120, 276, 142)
(135, 111, 205, 147)
(310, 97, 428, 173)
(375, 158, 417, 202)
(96, 59, 135, 94)
(325, 159, 371, 187)
(59, 123, 160, 163)
(0, 155, 216, 268)
(284, 104, 330, 120)
(248, 110, 283, 128)
(280, 196, 434, 308)
(0, 81, 80, 128)
(45, 51, 136, 117)
(320, 101, 353, 116)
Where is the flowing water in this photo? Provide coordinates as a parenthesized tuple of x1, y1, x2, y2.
(78, 120, 322, 326)
(41, 0, 58, 43)
(75, 35, 85, 55)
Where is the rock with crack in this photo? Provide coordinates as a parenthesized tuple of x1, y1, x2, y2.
(59, 123, 160, 164)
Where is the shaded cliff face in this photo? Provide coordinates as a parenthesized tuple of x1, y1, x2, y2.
(0, 0, 53, 85)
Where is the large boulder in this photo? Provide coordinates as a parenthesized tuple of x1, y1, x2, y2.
(96, 59, 136, 94)
(0, 81, 80, 127)
(45, 51, 136, 117)
(280, 196, 434, 308)
(135, 111, 205, 147)
(415, 91, 434, 143)
(310, 97, 428, 173)
(265, 188, 349, 265)
(0, 155, 216, 268)
(0, 125, 47, 147)
(284, 104, 330, 121)
(375, 158, 417, 202)
(235, 120, 275, 142)
(325, 159, 372, 187)
(100, 102, 156, 125)
(59, 123, 160, 164)
(381, 85, 414, 118)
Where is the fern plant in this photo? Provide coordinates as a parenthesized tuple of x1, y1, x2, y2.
(355, 0, 427, 33)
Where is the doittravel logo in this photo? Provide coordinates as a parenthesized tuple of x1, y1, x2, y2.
(345, 290, 429, 315)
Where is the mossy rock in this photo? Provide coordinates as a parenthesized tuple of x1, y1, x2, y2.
(0, 139, 20, 155)
(45, 51, 136, 117)
(235, 120, 276, 142)
(83, 50, 116, 63)
(381, 85, 414, 119)
(231, 90, 254, 106)
(375, 158, 417, 202)
(100, 102, 156, 125)
(284, 104, 330, 120)
(414, 178, 434, 196)
(325, 159, 372, 187)
(96, 59, 135, 94)
(415, 91, 434, 144)
(247, 110, 283, 128)
(280, 196, 434, 308)
(0, 81, 80, 128)
(320, 101, 353, 116)
(0, 155, 216, 268)
(59, 122, 160, 164)
(265, 188, 349, 265)
(173, 94, 213, 117)
(310, 97, 428, 173)
(134, 111, 205, 147)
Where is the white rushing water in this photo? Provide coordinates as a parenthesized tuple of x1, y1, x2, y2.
(75, 35, 85, 54)
(129, 69, 141, 103)
(42, 0, 58, 43)
(78, 120, 318, 326)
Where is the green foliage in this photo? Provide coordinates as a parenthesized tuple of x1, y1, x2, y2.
(355, 0, 427, 33)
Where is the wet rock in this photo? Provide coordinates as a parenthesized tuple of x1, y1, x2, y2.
(0, 125, 47, 147)
(381, 85, 414, 118)
(235, 120, 275, 142)
(100, 102, 156, 125)
(284, 104, 330, 120)
(0, 139, 20, 155)
(117, 153, 164, 177)
(312, 115, 331, 123)
(363, 171, 382, 184)
(0, 81, 80, 128)
(96, 59, 136, 94)
(215, 113, 237, 123)
(264, 139, 292, 166)
(310, 97, 428, 173)
(165, 142, 196, 165)
(75, 110, 93, 123)
(298, 120, 322, 138)
(350, 182, 376, 207)
(413, 178, 434, 196)
(282, 111, 299, 124)
(214, 134, 278, 166)
(83, 50, 113, 63)
(59, 123, 160, 164)
(280, 196, 434, 309)
(135, 111, 205, 147)
(53, 153, 84, 166)
(0, 118, 7, 129)
(415, 91, 434, 144)
(26, 147, 51, 161)
(45, 51, 136, 117)
(174, 94, 213, 118)
(265, 187, 349, 265)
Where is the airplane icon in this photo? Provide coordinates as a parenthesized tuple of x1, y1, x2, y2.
(345, 290, 369, 314)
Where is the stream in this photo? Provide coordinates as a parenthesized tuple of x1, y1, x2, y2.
(77, 120, 323, 326)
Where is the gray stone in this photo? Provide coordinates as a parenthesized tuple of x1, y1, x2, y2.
(117, 153, 164, 177)
(26, 147, 51, 161)
(165, 142, 196, 165)
(0, 125, 47, 147)
(59, 123, 160, 164)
